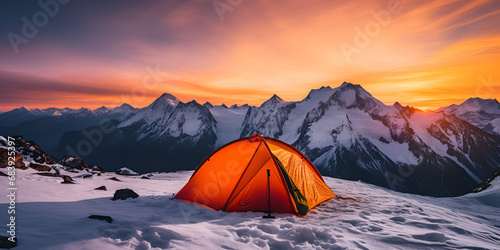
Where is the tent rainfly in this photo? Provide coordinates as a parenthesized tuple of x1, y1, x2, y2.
(175, 134, 335, 216)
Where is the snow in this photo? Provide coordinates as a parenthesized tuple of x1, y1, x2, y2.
(119, 95, 177, 129)
(407, 112, 449, 157)
(280, 87, 336, 143)
(490, 117, 500, 135)
(180, 112, 202, 137)
(307, 106, 345, 149)
(439, 98, 500, 116)
(1, 169, 498, 249)
(340, 89, 357, 107)
(210, 106, 249, 147)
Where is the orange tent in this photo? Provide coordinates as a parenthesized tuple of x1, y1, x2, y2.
(174, 134, 335, 215)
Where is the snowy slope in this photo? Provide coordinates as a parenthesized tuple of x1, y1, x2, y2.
(240, 94, 293, 138)
(118, 93, 179, 140)
(438, 97, 500, 136)
(209, 105, 249, 147)
(262, 83, 500, 196)
(1, 169, 498, 249)
(49, 83, 500, 197)
(279, 86, 336, 143)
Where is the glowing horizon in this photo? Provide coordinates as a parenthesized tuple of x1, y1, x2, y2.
(1, 0, 499, 112)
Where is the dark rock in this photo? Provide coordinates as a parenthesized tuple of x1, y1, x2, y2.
(59, 155, 91, 170)
(0, 235, 17, 249)
(26, 140, 54, 164)
(112, 188, 139, 200)
(36, 172, 59, 177)
(115, 167, 139, 176)
(473, 168, 500, 192)
(0, 171, 7, 177)
(108, 177, 121, 182)
(7, 136, 54, 164)
(29, 162, 52, 171)
(97, 173, 101, 176)
(88, 215, 113, 223)
(92, 165, 105, 173)
(0, 148, 26, 169)
(61, 175, 74, 184)
(141, 176, 150, 179)
(95, 186, 107, 191)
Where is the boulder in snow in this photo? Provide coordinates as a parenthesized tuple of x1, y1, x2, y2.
(108, 177, 121, 182)
(92, 165, 105, 173)
(0, 235, 17, 249)
(115, 167, 139, 176)
(95, 186, 107, 191)
(112, 188, 139, 200)
(88, 215, 113, 223)
(61, 175, 75, 184)
(59, 155, 91, 170)
(0, 148, 26, 169)
(74, 173, 93, 179)
(29, 162, 52, 172)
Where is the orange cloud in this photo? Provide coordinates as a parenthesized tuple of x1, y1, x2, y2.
(0, 0, 498, 111)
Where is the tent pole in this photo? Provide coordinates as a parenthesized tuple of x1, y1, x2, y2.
(263, 169, 275, 219)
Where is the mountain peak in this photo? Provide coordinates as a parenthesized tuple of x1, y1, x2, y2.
(203, 102, 214, 109)
(186, 100, 201, 106)
(261, 94, 285, 107)
(393, 102, 403, 109)
(94, 106, 110, 113)
(158, 93, 180, 105)
(149, 93, 180, 110)
(340, 82, 354, 88)
(303, 86, 335, 102)
(118, 103, 134, 109)
(463, 97, 499, 105)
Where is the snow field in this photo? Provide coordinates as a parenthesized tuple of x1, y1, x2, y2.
(1, 169, 498, 249)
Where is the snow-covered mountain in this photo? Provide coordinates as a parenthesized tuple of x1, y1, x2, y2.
(10, 83, 500, 197)
(437, 97, 500, 136)
(1, 104, 137, 126)
(0, 104, 138, 150)
(238, 83, 500, 196)
(52, 95, 218, 173)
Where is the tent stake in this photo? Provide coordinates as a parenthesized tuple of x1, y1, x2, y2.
(263, 169, 275, 219)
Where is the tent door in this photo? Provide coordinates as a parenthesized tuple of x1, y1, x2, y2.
(273, 155, 309, 215)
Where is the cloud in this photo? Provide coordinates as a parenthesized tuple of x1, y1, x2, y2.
(0, 0, 498, 110)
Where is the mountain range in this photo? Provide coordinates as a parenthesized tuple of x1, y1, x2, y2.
(1, 82, 499, 197)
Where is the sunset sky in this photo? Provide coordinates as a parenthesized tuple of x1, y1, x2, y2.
(0, 0, 499, 112)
